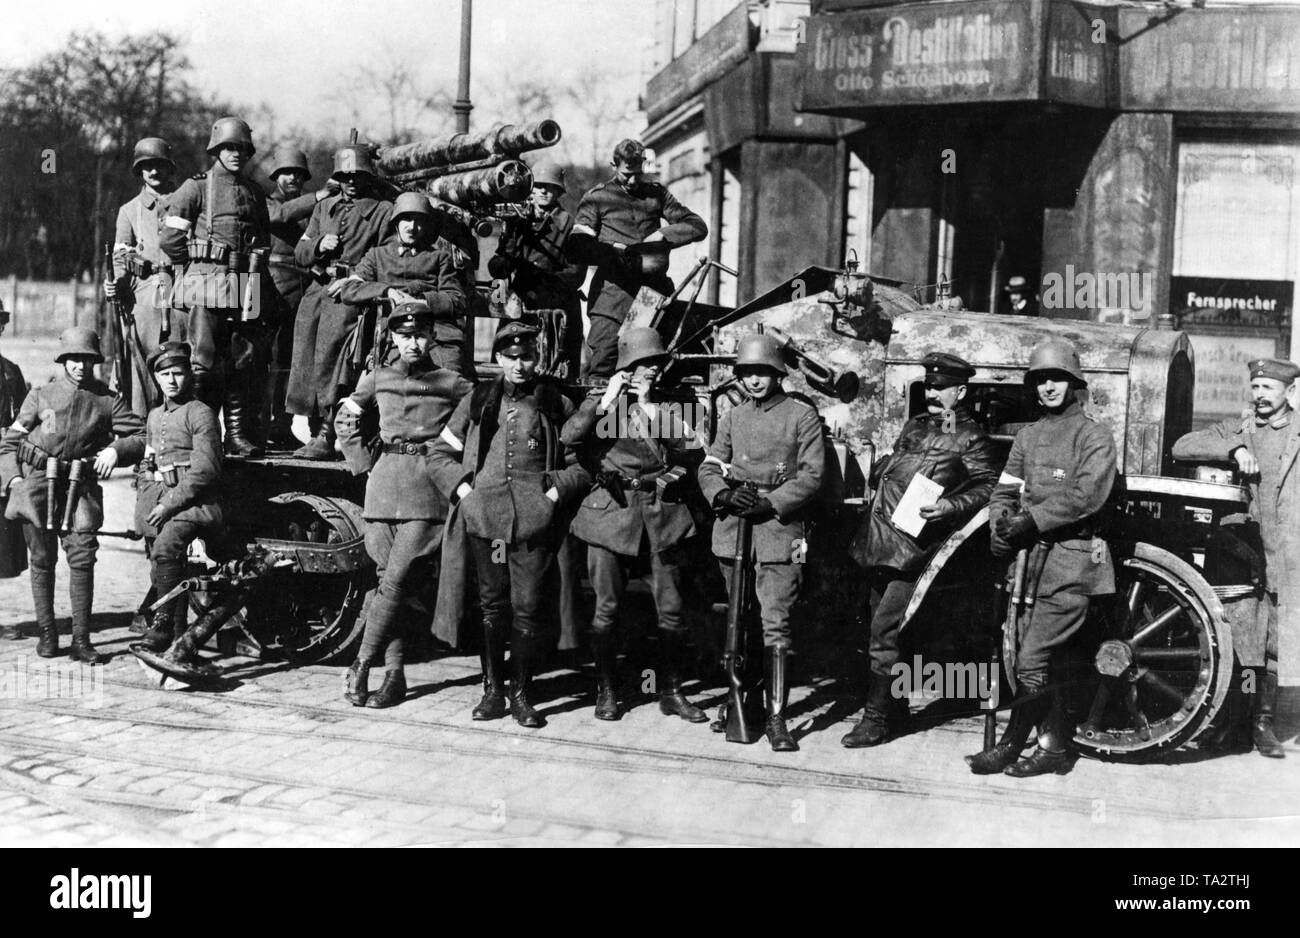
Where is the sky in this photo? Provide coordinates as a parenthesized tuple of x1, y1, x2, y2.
(1, 0, 653, 159)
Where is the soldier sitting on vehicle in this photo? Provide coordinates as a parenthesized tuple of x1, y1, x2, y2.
(337, 191, 469, 375)
(842, 352, 998, 748)
(1171, 357, 1300, 759)
(697, 334, 826, 752)
(970, 338, 1116, 778)
(561, 327, 708, 724)
(131, 342, 225, 656)
(335, 301, 474, 710)
(0, 328, 145, 663)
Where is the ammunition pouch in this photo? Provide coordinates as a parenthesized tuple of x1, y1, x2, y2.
(126, 255, 155, 279)
(16, 443, 90, 478)
(310, 261, 350, 286)
(149, 462, 191, 487)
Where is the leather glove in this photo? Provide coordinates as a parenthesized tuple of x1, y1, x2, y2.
(487, 254, 513, 279)
(993, 510, 1037, 545)
(740, 497, 777, 522)
(714, 487, 759, 515)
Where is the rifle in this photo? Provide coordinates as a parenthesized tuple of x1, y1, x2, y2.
(723, 481, 763, 744)
(986, 546, 1029, 748)
(104, 243, 131, 407)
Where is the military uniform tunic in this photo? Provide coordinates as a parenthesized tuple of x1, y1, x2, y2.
(287, 194, 393, 416)
(988, 399, 1116, 683)
(697, 390, 825, 648)
(114, 184, 184, 383)
(497, 205, 585, 372)
(572, 178, 707, 377)
(1173, 410, 1300, 684)
(0, 354, 26, 578)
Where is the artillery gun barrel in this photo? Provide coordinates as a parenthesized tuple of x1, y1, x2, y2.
(375, 120, 561, 177)
(425, 160, 533, 208)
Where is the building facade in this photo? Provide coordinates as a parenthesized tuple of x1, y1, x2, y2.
(642, 0, 1300, 425)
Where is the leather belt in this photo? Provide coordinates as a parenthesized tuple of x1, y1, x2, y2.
(382, 441, 436, 456)
(17, 442, 90, 476)
(613, 471, 663, 491)
(149, 462, 190, 484)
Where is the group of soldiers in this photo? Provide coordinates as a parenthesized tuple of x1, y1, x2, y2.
(0, 115, 1294, 772)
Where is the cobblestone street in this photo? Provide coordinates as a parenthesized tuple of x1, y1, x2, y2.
(0, 482, 1296, 848)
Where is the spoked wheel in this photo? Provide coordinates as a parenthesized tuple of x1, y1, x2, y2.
(1074, 542, 1234, 761)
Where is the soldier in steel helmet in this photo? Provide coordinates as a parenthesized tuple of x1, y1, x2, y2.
(286, 143, 394, 459)
(969, 337, 1117, 777)
(1172, 356, 1300, 759)
(0, 299, 28, 590)
(335, 302, 474, 709)
(490, 162, 586, 377)
(571, 139, 708, 379)
(561, 326, 708, 723)
(106, 136, 182, 416)
(842, 351, 998, 748)
(697, 333, 826, 751)
(158, 116, 272, 457)
(263, 145, 337, 448)
(430, 320, 590, 728)
(337, 191, 469, 375)
(0, 328, 145, 663)
(131, 341, 224, 656)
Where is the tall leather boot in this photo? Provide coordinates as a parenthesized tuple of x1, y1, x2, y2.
(658, 630, 707, 722)
(223, 375, 264, 458)
(764, 646, 799, 752)
(509, 631, 545, 728)
(136, 561, 184, 653)
(472, 618, 508, 720)
(590, 631, 621, 721)
(841, 670, 900, 748)
(191, 369, 220, 410)
(67, 565, 106, 665)
(967, 678, 1047, 774)
(1200, 665, 1251, 754)
(266, 367, 298, 449)
(1252, 670, 1287, 759)
(294, 416, 336, 461)
(1005, 690, 1073, 777)
(30, 564, 60, 658)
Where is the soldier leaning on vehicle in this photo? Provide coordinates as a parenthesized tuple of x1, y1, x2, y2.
(430, 320, 591, 729)
(970, 338, 1117, 778)
(570, 138, 707, 380)
(335, 301, 474, 710)
(131, 342, 224, 657)
(1171, 356, 1300, 759)
(0, 328, 145, 663)
(842, 352, 998, 749)
(158, 117, 272, 458)
(286, 145, 394, 460)
(337, 191, 469, 375)
(561, 327, 708, 725)
(697, 333, 826, 752)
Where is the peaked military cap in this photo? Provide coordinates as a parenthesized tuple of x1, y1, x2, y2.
(148, 341, 192, 372)
(388, 301, 435, 335)
(921, 351, 975, 388)
(1248, 358, 1300, 383)
(493, 319, 540, 354)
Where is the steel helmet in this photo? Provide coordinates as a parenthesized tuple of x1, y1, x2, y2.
(734, 333, 787, 376)
(616, 327, 670, 372)
(391, 191, 434, 219)
(1025, 337, 1085, 385)
(331, 144, 377, 180)
(55, 327, 104, 364)
(206, 117, 255, 155)
(131, 137, 175, 172)
(531, 162, 566, 193)
(269, 145, 311, 180)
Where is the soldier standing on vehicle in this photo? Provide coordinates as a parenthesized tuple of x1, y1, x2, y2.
(697, 334, 825, 752)
(571, 139, 707, 379)
(1171, 357, 1300, 759)
(0, 300, 28, 593)
(561, 327, 708, 724)
(106, 136, 182, 416)
(264, 146, 335, 448)
(970, 338, 1116, 777)
(842, 352, 998, 748)
(1004, 275, 1038, 317)
(131, 342, 224, 655)
(286, 144, 393, 459)
(335, 302, 474, 709)
(158, 117, 272, 458)
(490, 162, 586, 377)
(430, 321, 590, 728)
(0, 328, 145, 662)
(338, 191, 468, 374)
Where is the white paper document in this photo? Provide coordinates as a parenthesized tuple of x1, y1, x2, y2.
(890, 473, 944, 538)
